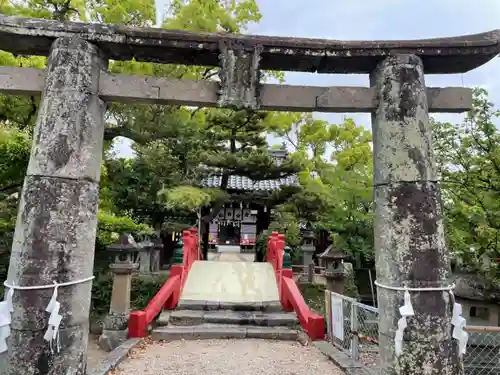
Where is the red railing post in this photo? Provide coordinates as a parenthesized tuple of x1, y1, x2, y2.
(128, 310, 148, 338)
(276, 234, 285, 270)
(168, 264, 184, 307)
(275, 234, 286, 306)
(308, 314, 326, 340)
(182, 230, 191, 269)
(266, 232, 279, 263)
(189, 227, 201, 260)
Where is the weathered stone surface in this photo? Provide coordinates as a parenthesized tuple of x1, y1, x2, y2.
(0, 14, 498, 73)
(177, 299, 282, 312)
(44, 37, 106, 94)
(0, 325, 89, 375)
(87, 338, 143, 375)
(370, 54, 437, 185)
(102, 311, 129, 331)
(157, 311, 172, 326)
(217, 41, 261, 110)
(245, 326, 298, 340)
(0, 66, 473, 113)
(7, 176, 99, 331)
(164, 309, 298, 327)
(2, 36, 107, 375)
(98, 329, 128, 352)
(370, 55, 457, 375)
(27, 38, 106, 182)
(169, 309, 205, 326)
(151, 324, 298, 341)
(28, 92, 105, 181)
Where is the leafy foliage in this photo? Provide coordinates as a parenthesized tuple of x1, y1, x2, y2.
(434, 88, 500, 280)
(271, 115, 374, 262)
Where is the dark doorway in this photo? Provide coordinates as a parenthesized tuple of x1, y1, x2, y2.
(219, 223, 241, 245)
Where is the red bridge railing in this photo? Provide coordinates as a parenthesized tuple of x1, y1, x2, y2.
(128, 228, 201, 337)
(266, 232, 325, 341)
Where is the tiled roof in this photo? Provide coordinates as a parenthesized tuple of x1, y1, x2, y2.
(202, 174, 298, 191)
(201, 147, 298, 191)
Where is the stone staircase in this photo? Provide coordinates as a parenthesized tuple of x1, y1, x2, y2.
(152, 301, 300, 341)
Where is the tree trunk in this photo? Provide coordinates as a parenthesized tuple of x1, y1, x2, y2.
(0, 37, 107, 375)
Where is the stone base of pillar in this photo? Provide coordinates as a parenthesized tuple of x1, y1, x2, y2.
(98, 311, 129, 352)
(325, 273, 345, 294)
(302, 249, 314, 267)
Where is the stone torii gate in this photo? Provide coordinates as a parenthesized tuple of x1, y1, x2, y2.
(0, 14, 498, 375)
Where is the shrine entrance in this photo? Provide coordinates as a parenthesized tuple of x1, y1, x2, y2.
(218, 222, 241, 245)
(0, 12, 497, 375)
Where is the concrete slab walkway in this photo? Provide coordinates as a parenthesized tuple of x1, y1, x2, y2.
(180, 260, 279, 304)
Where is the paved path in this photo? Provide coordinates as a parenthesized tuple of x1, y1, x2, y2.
(113, 339, 344, 375)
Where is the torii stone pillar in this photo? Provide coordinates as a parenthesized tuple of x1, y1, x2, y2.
(370, 54, 456, 375)
(1, 37, 107, 375)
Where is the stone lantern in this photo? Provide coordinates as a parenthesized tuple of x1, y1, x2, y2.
(318, 244, 352, 295)
(300, 221, 315, 268)
(99, 233, 139, 352)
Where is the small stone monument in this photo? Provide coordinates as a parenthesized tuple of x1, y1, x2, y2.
(151, 236, 163, 272)
(300, 221, 315, 282)
(98, 234, 139, 352)
(137, 237, 154, 273)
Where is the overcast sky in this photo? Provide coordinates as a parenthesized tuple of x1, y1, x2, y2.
(114, 0, 500, 157)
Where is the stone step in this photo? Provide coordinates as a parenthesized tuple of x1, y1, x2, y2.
(158, 309, 298, 327)
(177, 299, 283, 312)
(151, 323, 299, 341)
(216, 245, 241, 253)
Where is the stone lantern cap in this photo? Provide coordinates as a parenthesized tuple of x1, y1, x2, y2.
(318, 244, 347, 261)
(106, 233, 139, 253)
(137, 238, 154, 250)
(299, 221, 314, 237)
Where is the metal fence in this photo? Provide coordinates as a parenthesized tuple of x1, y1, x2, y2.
(464, 326, 500, 375)
(325, 290, 381, 370)
(324, 290, 500, 375)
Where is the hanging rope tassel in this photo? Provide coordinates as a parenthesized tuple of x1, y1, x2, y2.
(43, 284, 62, 354)
(394, 289, 414, 356)
(1, 276, 94, 353)
(0, 287, 14, 353)
(450, 292, 469, 355)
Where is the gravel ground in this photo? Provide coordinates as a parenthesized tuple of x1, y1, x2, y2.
(114, 339, 345, 375)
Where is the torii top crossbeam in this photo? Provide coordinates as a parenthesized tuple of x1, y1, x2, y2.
(0, 14, 498, 74)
